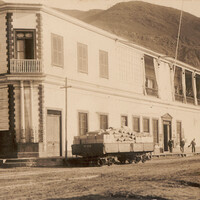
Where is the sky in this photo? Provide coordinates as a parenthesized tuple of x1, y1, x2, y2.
(2, 0, 200, 17)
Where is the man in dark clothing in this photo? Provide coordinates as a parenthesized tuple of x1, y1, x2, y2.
(168, 139, 173, 153)
(188, 138, 196, 153)
(180, 138, 185, 153)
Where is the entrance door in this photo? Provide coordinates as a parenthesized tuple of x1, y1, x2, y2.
(46, 110, 62, 157)
(163, 121, 171, 151)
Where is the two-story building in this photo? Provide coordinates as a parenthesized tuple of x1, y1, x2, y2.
(0, 2, 199, 158)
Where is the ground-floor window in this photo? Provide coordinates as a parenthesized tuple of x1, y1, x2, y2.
(121, 115, 128, 127)
(78, 112, 88, 135)
(133, 116, 140, 132)
(100, 114, 108, 130)
(176, 121, 182, 143)
(143, 117, 150, 133)
(152, 119, 159, 144)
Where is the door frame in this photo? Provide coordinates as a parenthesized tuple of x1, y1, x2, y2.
(161, 113, 172, 152)
(163, 120, 172, 151)
(47, 109, 62, 156)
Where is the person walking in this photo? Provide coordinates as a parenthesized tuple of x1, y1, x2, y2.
(180, 138, 185, 153)
(188, 138, 196, 153)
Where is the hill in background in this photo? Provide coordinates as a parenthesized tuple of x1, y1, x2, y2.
(56, 1, 200, 69)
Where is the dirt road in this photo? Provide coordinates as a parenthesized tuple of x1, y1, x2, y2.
(0, 156, 199, 200)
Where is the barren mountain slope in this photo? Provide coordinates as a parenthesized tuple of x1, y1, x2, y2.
(56, 1, 200, 69)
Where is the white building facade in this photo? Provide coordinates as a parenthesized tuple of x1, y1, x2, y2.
(0, 3, 199, 158)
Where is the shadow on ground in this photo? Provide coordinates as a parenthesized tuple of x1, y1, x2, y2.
(48, 193, 169, 200)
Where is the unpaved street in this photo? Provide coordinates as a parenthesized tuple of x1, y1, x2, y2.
(0, 156, 199, 200)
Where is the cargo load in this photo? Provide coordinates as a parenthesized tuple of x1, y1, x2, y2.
(71, 127, 154, 165)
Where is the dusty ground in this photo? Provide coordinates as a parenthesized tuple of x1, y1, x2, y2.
(0, 156, 199, 200)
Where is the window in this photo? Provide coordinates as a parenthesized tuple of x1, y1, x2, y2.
(176, 121, 182, 144)
(185, 70, 194, 97)
(99, 50, 109, 78)
(143, 118, 150, 133)
(196, 74, 200, 103)
(144, 55, 158, 96)
(15, 30, 35, 59)
(51, 33, 64, 67)
(77, 43, 88, 73)
(100, 114, 108, 130)
(133, 116, 140, 132)
(78, 112, 88, 135)
(121, 115, 128, 127)
(152, 119, 159, 144)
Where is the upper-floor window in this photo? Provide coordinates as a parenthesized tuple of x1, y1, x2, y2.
(100, 114, 108, 130)
(78, 112, 88, 135)
(152, 119, 159, 144)
(185, 70, 194, 102)
(174, 66, 183, 95)
(121, 115, 128, 127)
(99, 50, 109, 79)
(51, 33, 64, 67)
(15, 30, 35, 59)
(144, 55, 158, 97)
(143, 117, 150, 133)
(133, 116, 140, 132)
(77, 43, 88, 73)
(196, 74, 200, 105)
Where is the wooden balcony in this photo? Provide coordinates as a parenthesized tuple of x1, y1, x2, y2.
(175, 94, 184, 102)
(10, 59, 43, 73)
(186, 96, 194, 104)
(198, 99, 200, 106)
(146, 87, 158, 97)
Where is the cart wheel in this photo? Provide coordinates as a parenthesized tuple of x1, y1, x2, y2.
(97, 159, 103, 167)
(142, 155, 147, 163)
(128, 159, 133, 164)
(134, 156, 141, 164)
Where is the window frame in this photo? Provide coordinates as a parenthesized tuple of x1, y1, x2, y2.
(143, 117, 150, 133)
(132, 116, 140, 132)
(78, 112, 88, 136)
(77, 42, 88, 74)
(176, 120, 182, 143)
(51, 33, 64, 68)
(14, 29, 36, 59)
(152, 118, 159, 144)
(99, 50, 109, 79)
(99, 114, 109, 130)
(121, 115, 128, 127)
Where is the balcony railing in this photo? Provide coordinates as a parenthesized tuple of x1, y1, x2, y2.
(10, 59, 43, 73)
(175, 94, 184, 102)
(186, 96, 194, 104)
(146, 87, 158, 97)
(197, 99, 200, 106)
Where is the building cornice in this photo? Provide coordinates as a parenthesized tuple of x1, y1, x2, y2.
(67, 78, 200, 113)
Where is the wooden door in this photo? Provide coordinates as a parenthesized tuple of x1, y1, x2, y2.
(163, 121, 172, 151)
(46, 110, 62, 157)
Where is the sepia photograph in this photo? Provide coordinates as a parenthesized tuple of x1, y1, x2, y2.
(0, 0, 199, 199)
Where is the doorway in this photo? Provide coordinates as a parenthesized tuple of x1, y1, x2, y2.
(163, 121, 172, 151)
(46, 110, 62, 157)
(15, 30, 35, 59)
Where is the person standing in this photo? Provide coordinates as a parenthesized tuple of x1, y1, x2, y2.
(180, 138, 185, 153)
(168, 139, 173, 153)
(188, 138, 196, 153)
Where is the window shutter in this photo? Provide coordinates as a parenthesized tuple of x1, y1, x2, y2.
(51, 33, 64, 67)
(99, 50, 108, 78)
(77, 43, 88, 73)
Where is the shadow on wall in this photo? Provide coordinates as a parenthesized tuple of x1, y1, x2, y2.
(48, 193, 169, 200)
